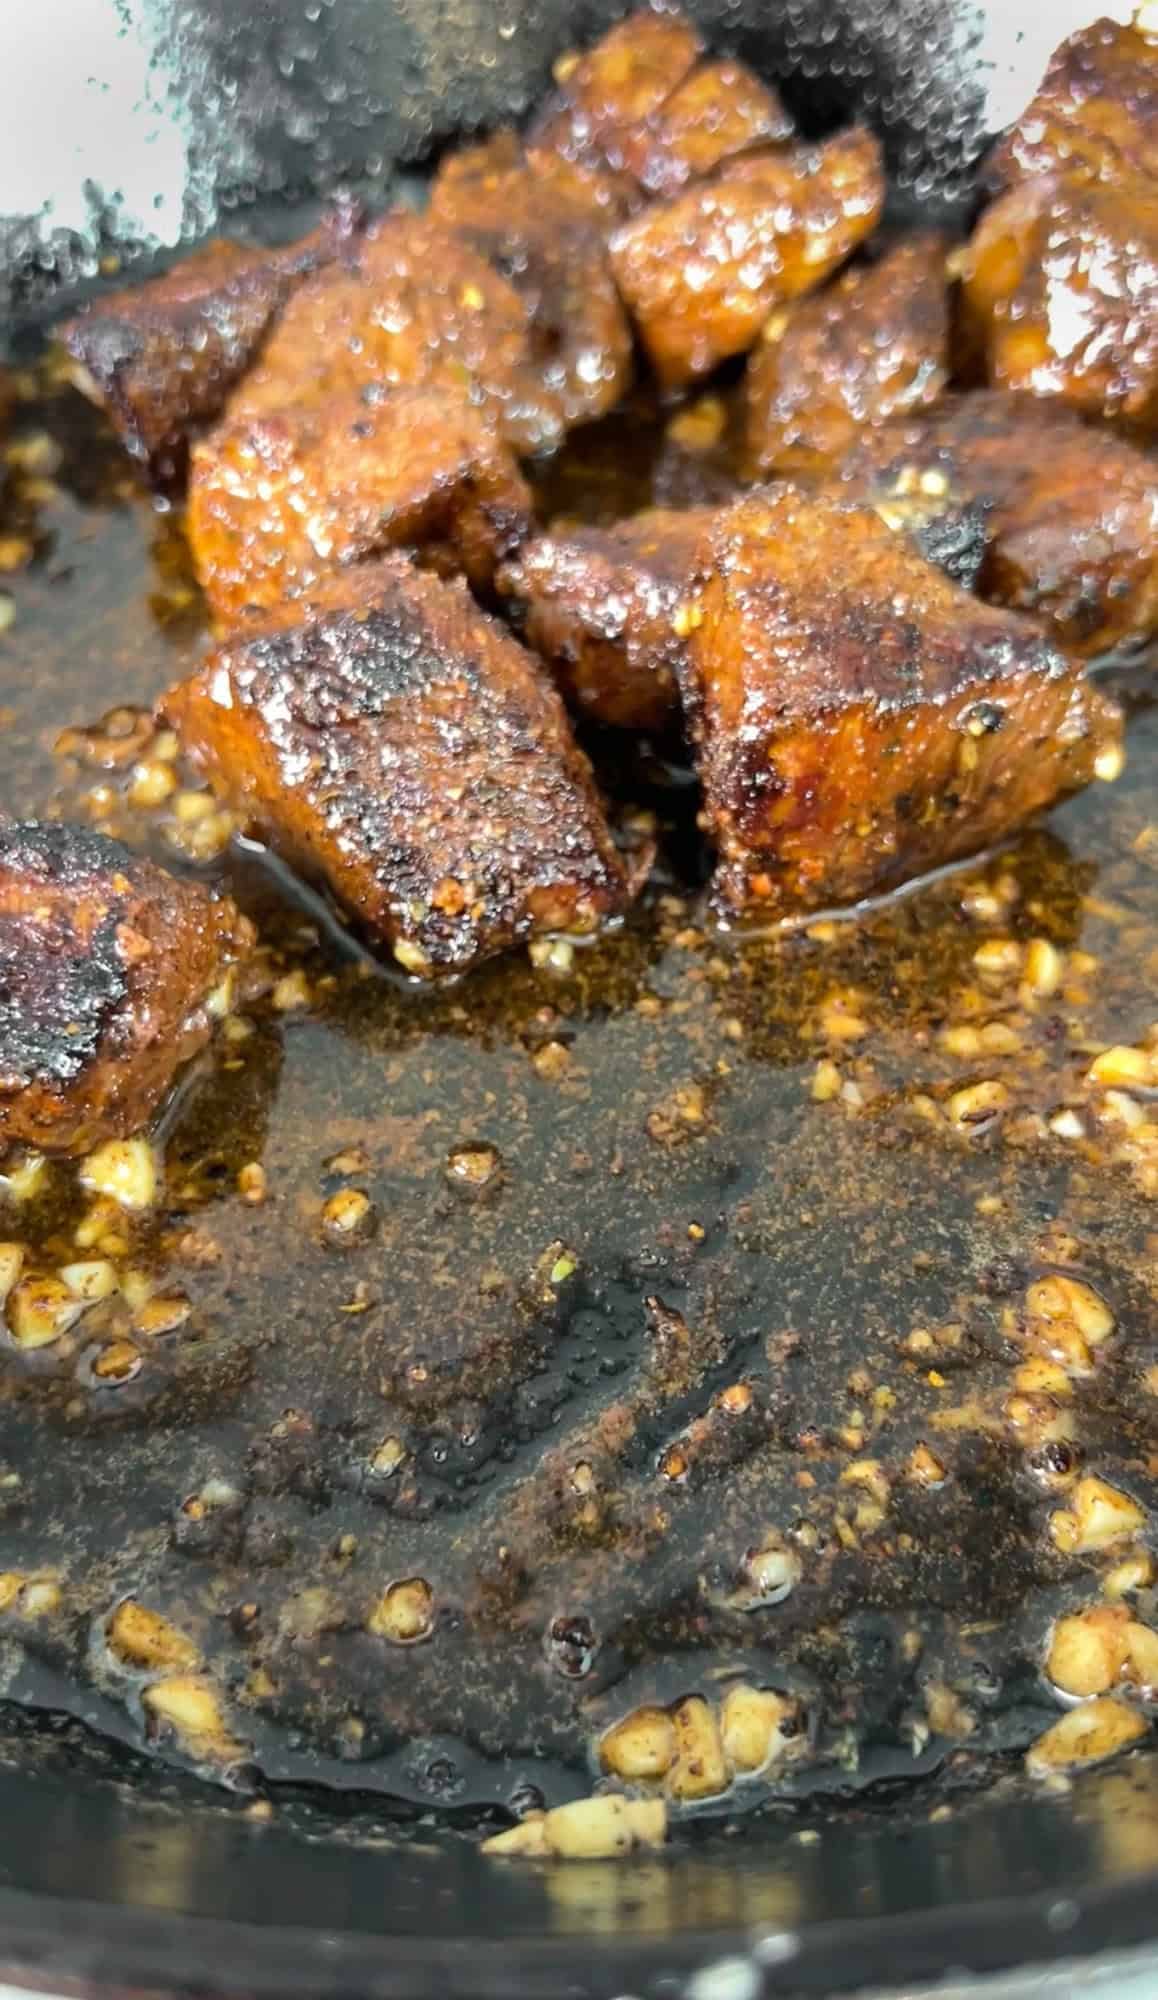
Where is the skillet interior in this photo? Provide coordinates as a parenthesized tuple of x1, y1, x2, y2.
(1, 3, 1158, 1989)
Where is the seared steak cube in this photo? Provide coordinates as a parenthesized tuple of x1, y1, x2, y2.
(187, 386, 533, 627)
(609, 129, 885, 385)
(162, 562, 636, 977)
(744, 235, 949, 478)
(429, 147, 633, 442)
(498, 508, 719, 731)
(529, 7, 704, 179)
(988, 16, 1158, 191)
(226, 213, 537, 448)
(838, 391, 1158, 658)
(0, 822, 251, 1155)
(682, 489, 1122, 920)
(57, 208, 354, 469)
(623, 57, 793, 199)
(960, 172, 1158, 439)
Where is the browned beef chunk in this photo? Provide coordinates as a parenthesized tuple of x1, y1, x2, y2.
(428, 146, 634, 437)
(56, 207, 356, 469)
(439, 128, 637, 230)
(529, 6, 704, 178)
(838, 391, 1158, 658)
(187, 386, 532, 627)
(608, 129, 886, 386)
(0, 822, 251, 1156)
(225, 212, 538, 443)
(498, 508, 719, 731)
(988, 16, 1158, 190)
(161, 562, 637, 978)
(228, 206, 616, 457)
(743, 235, 950, 478)
(681, 488, 1122, 921)
(621, 57, 793, 197)
(959, 171, 1158, 438)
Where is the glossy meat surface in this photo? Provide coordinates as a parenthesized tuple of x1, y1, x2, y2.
(0, 822, 249, 1155)
(428, 147, 634, 438)
(226, 213, 545, 449)
(57, 211, 353, 468)
(497, 507, 719, 731)
(609, 130, 886, 385)
(744, 235, 949, 478)
(989, 16, 1158, 190)
(622, 57, 793, 198)
(187, 386, 533, 627)
(960, 172, 1158, 438)
(529, 6, 704, 179)
(162, 562, 634, 976)
(839, 391, 1158, 657)
(683, 489, 1122, 920)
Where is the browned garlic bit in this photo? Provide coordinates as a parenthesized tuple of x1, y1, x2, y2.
(598, 1683, 806, 1798)
(1026, 1698, 1148, 1778)
(142, 1674, 249, 1767)
(1046, 1604, 1158, 1698)
(483, 1795, 667, 1861)
(107, 1600, 201, 1673)
(1050, 1476, 1147, 1555)
(366, 1577, 434, 1644)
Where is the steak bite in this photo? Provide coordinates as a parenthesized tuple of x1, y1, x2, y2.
(161, 561, 636, 978)
(187, 386, 533, 627)
(839, 392, 1158, 658)
(438, 128, 635, 229)
(988, 16, 1158, 191)
(959, 172, 1158, 439)
(682, 489, 1122, 922)
(428, 146, 634, 440)
(530, 6, 704, 179)
(609, 129, 886, 386)
(56, 208, 355, 470)
(226, 213, 539, 447)
(744, 235, 950, 478)
(623, 57, 793, 199)
(497, 507, 719, 731)
(0, 822, 251, 1157)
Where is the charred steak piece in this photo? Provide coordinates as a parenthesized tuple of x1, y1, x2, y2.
(529, 6, 705, 180)
(57, 207, 357, 470)
(988, 15, 1158, 191)
(744, 235, 950, 479)
(428, 144, 633, 444)
(838, 391, 1158, 658)
(0, 822, 251, 1156)
(608, 129, 885, 386)
(162, 562, 637, 978)
(497, 508, 720, 732)
(187, 386, 533, 627)
(959, 171, 1158, 440)
(681, 488, 1123, 921)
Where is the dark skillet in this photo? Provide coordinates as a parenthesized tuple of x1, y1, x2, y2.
(1, 2, 1157, 1995)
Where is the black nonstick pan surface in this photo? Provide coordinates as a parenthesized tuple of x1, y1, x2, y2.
(1, 3, 1158, 1995)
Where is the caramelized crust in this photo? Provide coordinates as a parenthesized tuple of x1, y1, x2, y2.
(530, 6, 704, 178)
(226, 213, 538, 445)
(683, 489, 1121, 920)
(187, 386, 533, 627)
(989, 17, 1158, 190)
(960, 172, 1158, 439)
(622, 57, 793, 198)
(162, 562, 634, 977)
(0, 822, 250, 1155)
(838, 391, 1158, 657)
(497, 508, 719, 730)
(609, 130, 886, 385)
(56, 209, 355, 468)
(428, 149, 634, 439)
(744, 235, 950, 478)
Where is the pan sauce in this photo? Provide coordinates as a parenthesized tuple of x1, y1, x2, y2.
(0, 367, 1154, 1832)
